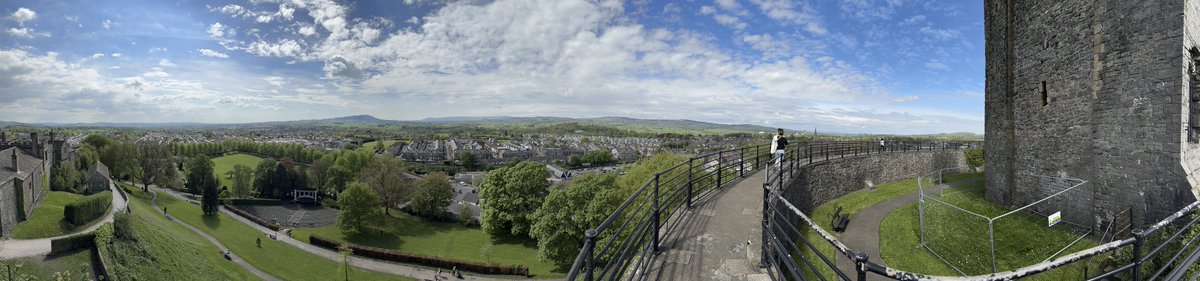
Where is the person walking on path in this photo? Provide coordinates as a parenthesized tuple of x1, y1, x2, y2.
(771, 128, 788, 169)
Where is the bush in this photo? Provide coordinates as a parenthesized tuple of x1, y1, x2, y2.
(50, 232, 96, 254)
(64, 191, 112, 225)
(310, 235, 529, 276)
(227, 198, 282, 206)
(321, 198, 339, 209)
(223, 204, 282, 231)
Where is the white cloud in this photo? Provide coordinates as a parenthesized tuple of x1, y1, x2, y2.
(892, 95, 918, 103)
(244, 39, 302, 58)
(158, 59, 177, 67)
(110, 53, 123, 58)
(699, 6, 717, 15)
(747, 0, 826, 35)
(208, 22, 231, 39)
(277, 4, 295, 20)
(901, 15, 925, 26)
(102, 19, 116, 30)
(919, 26, 960, 41)
(298, 25, 317, 36)
(143, 70, 171, 78)
(5, 27, 31, 38)
(712, 14, 747, 30)
(9, 7, 36, 24)
(197, 48, 230, 59)
(924, 59, 948, 70)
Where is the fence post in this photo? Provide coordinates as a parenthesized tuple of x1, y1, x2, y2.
(1132, 229, 1145, 281)
(808, 143, 813, 165)
(584, 229, 597, 281)
(740, 147, 746, 178)
(687, 158, 694, 208)
(717, 153, 724, 187)
(990, 221, 997, 273)
(755, 145, 761, 170)
(653, 173, 661, 253)
(855, 252, 869, 281)
(761, 182, 770, 268)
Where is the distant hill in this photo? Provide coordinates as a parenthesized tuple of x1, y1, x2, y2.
(419, 116, 780, 135)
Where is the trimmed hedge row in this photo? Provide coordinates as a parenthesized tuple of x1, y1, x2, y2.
(310, 235, 529, 276)
(50, 232, 96, 254)
(227, 198, 282, 206)
(64, 191, 112, 225)
(223, 204, 282, 231)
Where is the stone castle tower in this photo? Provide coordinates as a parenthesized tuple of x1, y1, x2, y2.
(985, 0, 1200, 227)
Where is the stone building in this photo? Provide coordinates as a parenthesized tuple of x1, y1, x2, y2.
(87, 161, 111, 194)
(0, 147, 46, 238)
(984, 0, 1200, 227)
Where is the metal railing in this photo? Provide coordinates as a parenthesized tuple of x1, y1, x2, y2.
(567, 139, 977, 281)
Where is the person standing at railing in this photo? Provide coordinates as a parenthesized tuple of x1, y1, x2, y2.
(772, 128, 788, 169)
(878, 138, 885, 153)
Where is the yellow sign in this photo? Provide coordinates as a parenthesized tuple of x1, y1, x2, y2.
(1048, 211, 1061, 227)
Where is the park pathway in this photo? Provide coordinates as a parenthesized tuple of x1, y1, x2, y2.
(834, 176, 984, 281)
(0, 181, 128, 259)
(147, 189, 282, 281)
(151, 186, 546, 281)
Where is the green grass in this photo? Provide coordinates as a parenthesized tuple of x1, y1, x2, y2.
(12, 191, 93, 239)
(147, 187, 415, 281)
(2, 249, 93, 279)
(291, 211, 563, 278)
(794, 172, 984, 279)
(358, 140, 397, 153)
(101, 183, 259, 280)
(212, 153, 265, 191)
(880, 181, 1098, 280)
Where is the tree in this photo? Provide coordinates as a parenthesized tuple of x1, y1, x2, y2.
(336, 182, 382, 234)
(50, 164, 84, 193)
(479, 161, 550, 238)
(582, 150, 614, 165)
(252, 159, 278, 198)
(186, 156, 220, 216)
(100, 142, 137, 181)
(361, 156, 409, 215)
(75, 144, 99, 172)
(374, 141, 385, 153)
(229, 164, 254, 198)
(965, 148, 984, 172)
(567, 155, 582, 168)
(132, 143, 177, 192)
(531, 173, 624, 267)
(459, 151, 478, 170)
(411, 172, 454, 219)
(308, 159, 332, 191)
(337, 244, 353, 281)
(459, 205, 476, 226)
(82, 134, 114, 151)
(324, 165, 353, 197)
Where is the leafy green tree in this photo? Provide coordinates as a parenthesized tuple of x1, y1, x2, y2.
(567, 155, 582, 168)
(252, 159, 278, 198)
(75, 144, 100, 172)
(336, 182, 382, 234)
(100, 142, 137, 181)
(50, 164, 84, 193)
(459, 151, 478, 170)
(531, 173, 625, 267)
(229, 164, 254, 198)
(337, 244, 354, 281)
(133, 143, 177, 192)
(411, 172, 454, 219)
(186, 156, 220, 216)
(82, 134, 114, 151)
(480, 161, 550, 238)
(361, 156, 409, 215)
(965, 148, 984, 172)
(308, 159, 332, 191)
(582, 150, 614, 165)
(324, 165, 353, 197)
(459, 205, 476, 226)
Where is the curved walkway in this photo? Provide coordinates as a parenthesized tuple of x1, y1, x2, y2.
(151, 186, 545, 281)
(147, 189, 281, 281)
(834, 176, 983, 280)
(0, 181, 129, 259)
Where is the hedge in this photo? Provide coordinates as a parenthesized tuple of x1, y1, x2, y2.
(50, 232, 96, 254)
(228, 198, 283, 206)
(223, 204, 282, 231)
(64, 191, 112, 225)
(309, 235, 529, 276)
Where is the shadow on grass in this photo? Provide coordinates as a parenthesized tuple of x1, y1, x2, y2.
(202, 214, 222, 229)
(489, 232, 538, 248)
(345, 230, 404, 249)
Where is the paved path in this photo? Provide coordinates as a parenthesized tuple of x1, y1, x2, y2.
(151, 186, 544, 281)
(147, 189, 282, 281)
(641, 170, 769, 281)
(833, 176, 983, 280)
(0, 181, 128, 259)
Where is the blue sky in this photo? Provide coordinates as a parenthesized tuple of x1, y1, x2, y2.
(0, 0, 984, 134)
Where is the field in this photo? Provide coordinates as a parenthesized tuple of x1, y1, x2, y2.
(1, 249, 93, 279)
(290, 210, 563, 277)
(212, 153, 265, 192)
(358, 140, 398, 153)
(12, 191, 105, 239)
(101, 183, 258, 280)
(880, 181, 1097, 280)
(793, 173, 984, 279)
(147, 187, 414, 281)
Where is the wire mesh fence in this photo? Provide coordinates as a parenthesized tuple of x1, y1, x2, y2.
(919, 169, 1094, 275)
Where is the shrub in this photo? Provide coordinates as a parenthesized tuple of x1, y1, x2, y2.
(50, 232, 96, 254)
(309, 235, 529, 276)
(63, 191, 112, 225)
(223, 204, 282, 231)
(227, 198, 282, 206)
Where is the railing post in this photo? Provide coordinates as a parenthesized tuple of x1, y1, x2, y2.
(585, 229, 597, 281)
(855, 252, 869, 281)
(761, 182, 770, 268)
(808, 143, 813, 164)
(687, 158, 694, 208)
(653, 173, 661, 253)
(755, 145, 761, 170)
(1132, 229, 1145, 281)
(717, 153, 723, 187)
(740, 147, 746, 178)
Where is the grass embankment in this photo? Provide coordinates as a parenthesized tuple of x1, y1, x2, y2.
(358, 140, 398, 153)
(881, 181, 1097, 280)
(13, 191, 108, 239)
(291, 210, 563, 277)
(147, 186, 414, 281)
(795, 172, 984, 279)
(2, 249, 92, 279)
(211, 153, 266, 191)
(101, 183, 258, 280)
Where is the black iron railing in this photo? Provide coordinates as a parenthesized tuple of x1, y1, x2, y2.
(566, 139, 978, 281)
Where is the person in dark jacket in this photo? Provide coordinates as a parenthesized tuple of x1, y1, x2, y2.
(773, 129, 788, 168)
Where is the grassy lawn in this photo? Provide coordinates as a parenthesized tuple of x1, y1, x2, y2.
(358, 140, 397, 153)
(291, 211, 563, 278)
(212, 153, 265, 191)
(101, 183, 258, 280)
(13, 191, 105, 239)
(2, 249, 92, 279)
(880, 180, 1097, 280)
(794, 172, 984, 279)
(147, 187, 415, 281)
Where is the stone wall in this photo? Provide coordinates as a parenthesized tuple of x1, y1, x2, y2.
(985, 0, 1198, 227)
(782, 150, 967, 213)
(0, 179, 19, 239)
